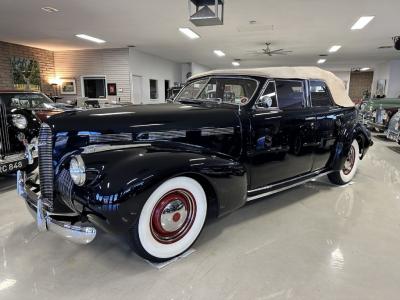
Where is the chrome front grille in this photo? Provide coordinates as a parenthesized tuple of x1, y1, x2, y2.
(0, 103, 11, 158)
(38, 123, 54, 211)
(56, 169, 74, 210)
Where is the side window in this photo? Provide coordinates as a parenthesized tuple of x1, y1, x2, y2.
(275, 80, 305, 110)
(256, 81, 277, 108)
(310, 80, 333, 107)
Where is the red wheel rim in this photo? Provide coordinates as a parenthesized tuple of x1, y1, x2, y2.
(150, 189, 197, 244)
(343, 145, 356, 175)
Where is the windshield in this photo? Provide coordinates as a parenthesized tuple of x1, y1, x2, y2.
(176, 77, 259, 105)
(0, 93, 55, 109)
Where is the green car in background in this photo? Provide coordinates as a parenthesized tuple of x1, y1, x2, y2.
(359, 98, 400, 132)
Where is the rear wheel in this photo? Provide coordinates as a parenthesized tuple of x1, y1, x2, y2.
(328, 140, 360, 185)
(129, 176, 207, 262)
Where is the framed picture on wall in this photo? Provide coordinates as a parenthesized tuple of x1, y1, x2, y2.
(61, 79, 77, 95)
(107, 83, 117, 96)
(376, 79, 386, 97)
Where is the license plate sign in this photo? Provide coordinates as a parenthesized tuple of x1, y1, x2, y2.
(0, 159, 27, 174)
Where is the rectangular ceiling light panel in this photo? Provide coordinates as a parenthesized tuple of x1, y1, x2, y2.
(351, 16, 375, 30)
(178, 28, 200, 39)
(75, 34, 106, 44)
(214, 50, 226, 57)
(329, 45, 342, 53)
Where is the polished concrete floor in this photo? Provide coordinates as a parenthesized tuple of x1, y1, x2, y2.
(1, 135, 400, 299)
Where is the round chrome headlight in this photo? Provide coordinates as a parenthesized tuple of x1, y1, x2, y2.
(69, 155, 86, 186)
(12, 114, 27, 129)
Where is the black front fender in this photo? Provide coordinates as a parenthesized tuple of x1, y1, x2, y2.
(77, 144, 247, 233)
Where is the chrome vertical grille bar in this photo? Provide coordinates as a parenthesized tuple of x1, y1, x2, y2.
(38, 123, 54, 211)
(0, 103, 11, 158)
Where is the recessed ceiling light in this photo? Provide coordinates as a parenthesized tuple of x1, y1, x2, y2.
(214, 50, 226, 57)
(360, 67, 371, 71)
(41, 6, 59, 13)
(351, 16, 375, 30)
(75, 34, 106, 44)
(178, 27, 200, 40)
(329, 45, 342, 53)
(317, 59, 327, 64)
(232, 61, 240, 67)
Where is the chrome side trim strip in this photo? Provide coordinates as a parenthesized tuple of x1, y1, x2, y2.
(82, 143, 151, 154)
(248, 169, 327, 194)
(246, 171, 330, 202)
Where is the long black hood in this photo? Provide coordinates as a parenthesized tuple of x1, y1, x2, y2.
(48, 103, 243, 158)
(48, 103, 240, 134)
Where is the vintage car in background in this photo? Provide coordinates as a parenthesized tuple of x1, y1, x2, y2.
(0, 95, 40, 174)
(18, 67, 372, 262)
(385, 110, 400, 142)
(359, 97, 400, 132)
(0, 91, 75, 122)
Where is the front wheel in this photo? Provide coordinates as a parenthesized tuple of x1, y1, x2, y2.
(328, 140, 360, 185)
(129, 176, 207, 262)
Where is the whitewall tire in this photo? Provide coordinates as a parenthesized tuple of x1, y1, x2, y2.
(129, 176, 207, 262)
(328, 140, 360, 185)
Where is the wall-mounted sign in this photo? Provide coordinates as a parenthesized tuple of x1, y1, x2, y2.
(60, 78, 77, 95)
(11, 57, 41, 91)
(107, 83, 117, 96)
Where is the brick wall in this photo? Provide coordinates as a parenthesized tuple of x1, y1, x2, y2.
(0, 41, 55, 94)
(349, 71, 374, 101)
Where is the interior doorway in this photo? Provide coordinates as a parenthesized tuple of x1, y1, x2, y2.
(164, 80, 170, 100)
(131, 75, 143, 104)
(349, 71, 374, 102)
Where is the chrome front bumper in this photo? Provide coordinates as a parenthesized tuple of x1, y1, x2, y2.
(17, 171, 97, 244)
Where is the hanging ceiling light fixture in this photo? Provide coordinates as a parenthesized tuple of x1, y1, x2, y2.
(188, 0, 224, 26)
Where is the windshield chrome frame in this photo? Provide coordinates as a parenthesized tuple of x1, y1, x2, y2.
(175, 76, 260, 106)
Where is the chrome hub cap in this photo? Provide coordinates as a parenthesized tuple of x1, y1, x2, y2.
(160, 199, 188, 232)
(343, 145, 356, 175)
(150, 189, 196, 244)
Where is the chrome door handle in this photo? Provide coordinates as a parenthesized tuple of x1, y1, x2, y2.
(305, 117, 315, 121)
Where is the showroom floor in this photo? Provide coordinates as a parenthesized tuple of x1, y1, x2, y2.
(0, 135, 400, 300)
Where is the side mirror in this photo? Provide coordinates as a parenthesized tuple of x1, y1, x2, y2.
(257, 95, 273, 108)
(166, 98, 174, 103)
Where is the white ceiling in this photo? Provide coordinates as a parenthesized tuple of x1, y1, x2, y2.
(1, 0, 400, 70)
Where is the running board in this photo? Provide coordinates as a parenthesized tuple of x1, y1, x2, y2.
(246, 170, 330, 202)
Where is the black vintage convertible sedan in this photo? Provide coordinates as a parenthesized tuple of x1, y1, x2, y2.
(18, 67, 372, 262)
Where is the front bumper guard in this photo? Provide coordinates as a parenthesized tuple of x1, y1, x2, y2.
(17, 171, 96, 244)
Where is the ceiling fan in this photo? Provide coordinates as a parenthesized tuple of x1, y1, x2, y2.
(249, 42, 293, 56)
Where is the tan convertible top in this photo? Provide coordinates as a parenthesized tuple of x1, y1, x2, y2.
(190, 66, 354, 107)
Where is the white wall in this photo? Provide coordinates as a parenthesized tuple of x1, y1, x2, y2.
(54, 48, 131, 103)
(129, 48, 181, 104)
(370, 60, 400, 98)
(387, 60, 400, 98)
(191, 62, 211, 76)
(371, 62, 390, 96)
(181, 63, 191, 83)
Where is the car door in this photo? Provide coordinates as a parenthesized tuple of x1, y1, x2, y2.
(309, 80, 341, 171)
(248, 79, 315, 190)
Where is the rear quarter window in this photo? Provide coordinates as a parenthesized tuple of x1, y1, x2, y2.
(310, 80, 334, 107)
(275, 80, 305, 109)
